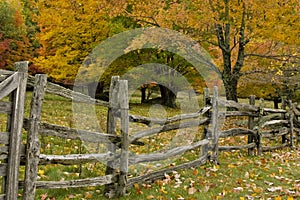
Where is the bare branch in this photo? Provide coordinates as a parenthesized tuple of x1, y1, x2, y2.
(216, 24, 227, 52)
(244, 53, 300, 62)
(126, 13, 161, 27)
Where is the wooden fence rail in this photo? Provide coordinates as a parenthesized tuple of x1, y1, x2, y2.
(0, 62, 28, 200)
(0, 63, 298, 199)
(21, 76, 130, 199)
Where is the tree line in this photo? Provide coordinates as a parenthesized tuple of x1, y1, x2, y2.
(0, 0, 299, 107)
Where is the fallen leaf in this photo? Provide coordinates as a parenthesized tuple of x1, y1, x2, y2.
(245, 195, 254, 200)
(133, 183, 139, 189)
(228, 164, 235, 168)
(253, 187, 263, 193)
(204, 185, 210, 192)
(233, 187, 244, 192)
(188, 187, 197, 195)
(245, 171, 250, 179)
(41, 193, 48, 200)
(85, 192, 93, 199)
(177, 195, 185, 200)
(264, 181, 274, 186)
(267, 186, 283, 192)
(237, 178, 243, 185)
(160, 186, 168, 194)
(164, 173, 171, 180)
(193, 168, 198, 175)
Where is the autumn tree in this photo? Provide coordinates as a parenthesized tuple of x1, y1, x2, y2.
(239, 55, 300, 107)
(35, 0, 130, 86)
(21, 0, 40, 57)
(108, 49, 202, 107)
(116, 0, 299, 102)
(35, 0, 299, 104)
(0, 0, 29, 69)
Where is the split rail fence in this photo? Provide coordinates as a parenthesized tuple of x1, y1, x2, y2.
(0, 62, 28, 200)
(0, 62, 299, 199)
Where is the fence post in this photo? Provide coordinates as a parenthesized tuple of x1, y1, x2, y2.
(248, 95, 256, 156)
(202, 88, 210, 155)
(117, 80, 129, 196)
(281, 96, 287, 144)
(296, 104, 300, 143)
(288, 100, 294, 148)
(6, 61, 28, 200)
(2, 82, 13, 196)
(257, 98, 264, 155)
(23, 74, 47, 200)
(104, 76, 119, 197)
(211, 86, 219, 164)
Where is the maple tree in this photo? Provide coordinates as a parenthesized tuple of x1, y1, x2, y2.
(117, 0, 300, 102)
(0, 0, 29, 69)
(34, 0, 299, 103)
(35, 0, 131, 85)
(21, 0, 40, 57)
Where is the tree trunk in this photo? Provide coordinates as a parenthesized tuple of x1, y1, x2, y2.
(87, 82, 97, 97)
(215, 1, 247, 103)
(223, 74, 239, 102)
(88, 81, 104, 98)
(141, 87, 146, 103)
(159, 85, 177, 108)
(273, 97, 280, 109)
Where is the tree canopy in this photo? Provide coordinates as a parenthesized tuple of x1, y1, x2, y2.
(1, 0, 299, 102)
(0, 0, 28, 68)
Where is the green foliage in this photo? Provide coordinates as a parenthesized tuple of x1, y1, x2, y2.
(0, 0, 29, 68)
(21, 0, 41, 56)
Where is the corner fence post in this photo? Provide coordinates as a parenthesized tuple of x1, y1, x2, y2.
(104, 76, 119, 197)
(23, 74, 47, 200)
(6, 61, 28, 200)
(248, 95, 255, 156)
(211, 86, 219, 164)
(117, 80, 129, 197)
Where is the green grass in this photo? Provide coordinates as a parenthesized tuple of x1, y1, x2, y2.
(119, 149, 300, 200)
(0, 92, 299, 199)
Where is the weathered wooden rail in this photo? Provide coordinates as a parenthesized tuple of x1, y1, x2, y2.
(0, 62, 298, 199)
(204, 87, 296, 157)
(0, 62, 28, 200)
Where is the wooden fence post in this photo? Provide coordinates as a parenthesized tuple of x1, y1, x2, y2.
(2, 81, 13, 196)
(202, 88, 210, 155)
(6, 61, 28, 200)
(281, 96, 287, 144)
(257, 98, 264, 155)
(23, 74, 47, 200)
(288, 100, 294, 148)
(248, 95, 255, 156)
(117, 80, 129, 196)
(211, 86, 219, 164)
(104, 76, 119, 197)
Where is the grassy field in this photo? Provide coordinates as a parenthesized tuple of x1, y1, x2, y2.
(1, 92, 299, 200)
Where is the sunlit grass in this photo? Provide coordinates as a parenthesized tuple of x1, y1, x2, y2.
(1, 92, 299, 199)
